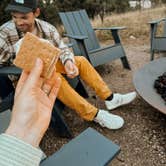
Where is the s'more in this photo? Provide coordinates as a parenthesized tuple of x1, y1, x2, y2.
(13, 32, 61, 79)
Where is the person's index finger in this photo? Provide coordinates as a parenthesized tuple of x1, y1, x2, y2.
(24, 58, 43, 88)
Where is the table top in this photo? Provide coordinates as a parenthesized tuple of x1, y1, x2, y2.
(133, 57, 166, 114)
(41, 127, 120, 166)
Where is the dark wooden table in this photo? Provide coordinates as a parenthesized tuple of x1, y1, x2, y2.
(133, 57, 166, 114)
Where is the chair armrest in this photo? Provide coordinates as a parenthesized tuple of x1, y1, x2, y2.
(148, 18, 166, 40)
(148, 18, 166, 25)
(0, 66, 22, 76)
(64, 34, 88, 40)
(94, 26, 126, 31)
(94, 27, 126, 44)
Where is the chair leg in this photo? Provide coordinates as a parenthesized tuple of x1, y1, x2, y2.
(120, 56, 131, 70)
(75, 80, 89, 98)
(0, 76, 14, 99)
(150, 50, 155, 61)
(51, 100, 73, 138)
(0, 91, 14, 113)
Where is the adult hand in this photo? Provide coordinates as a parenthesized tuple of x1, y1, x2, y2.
(5, 58, 61, 147)
(64, 60, 79, 78)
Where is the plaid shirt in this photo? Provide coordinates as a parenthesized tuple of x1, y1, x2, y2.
(0, 18, 74, 67)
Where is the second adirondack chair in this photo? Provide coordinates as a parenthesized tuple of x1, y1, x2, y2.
(149, 18, 166, 60)
(59, 10, 131, 69)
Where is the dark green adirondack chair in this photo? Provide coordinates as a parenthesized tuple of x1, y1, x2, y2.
(59, 10, 130, 69)
(149, 18, 166, 60)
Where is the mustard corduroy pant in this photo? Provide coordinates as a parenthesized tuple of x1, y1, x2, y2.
(56, 56, 112, 121)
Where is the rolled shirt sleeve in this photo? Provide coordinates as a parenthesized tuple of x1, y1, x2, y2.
(0, 33, 12, 66)
(51, 26, 75, 64)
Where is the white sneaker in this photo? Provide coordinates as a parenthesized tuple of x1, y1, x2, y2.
(105, 92, 137, 110)
(94, 110, 124, 130)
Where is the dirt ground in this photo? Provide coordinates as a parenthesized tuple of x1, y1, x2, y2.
(41, 37, 166, 166)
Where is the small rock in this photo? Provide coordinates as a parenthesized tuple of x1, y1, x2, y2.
(129, 35, 136, 39)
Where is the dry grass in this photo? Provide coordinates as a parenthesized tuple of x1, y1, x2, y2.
(57, 6, 166, 44)
(91, 6, 166, 42)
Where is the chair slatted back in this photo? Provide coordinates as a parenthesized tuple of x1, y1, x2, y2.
(59, 10, 100, 55)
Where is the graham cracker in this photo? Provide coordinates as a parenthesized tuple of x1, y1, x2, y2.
(14, 32, 60, 79)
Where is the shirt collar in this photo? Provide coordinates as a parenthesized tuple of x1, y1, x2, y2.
(34, 19, 43, 38)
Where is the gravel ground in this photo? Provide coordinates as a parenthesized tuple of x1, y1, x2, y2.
(41, 38, 166, 166)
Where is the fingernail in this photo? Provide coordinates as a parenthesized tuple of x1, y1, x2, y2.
(36, 58, 42, 66)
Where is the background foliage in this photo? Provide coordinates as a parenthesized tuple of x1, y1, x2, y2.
(0, 0, 166, 26)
